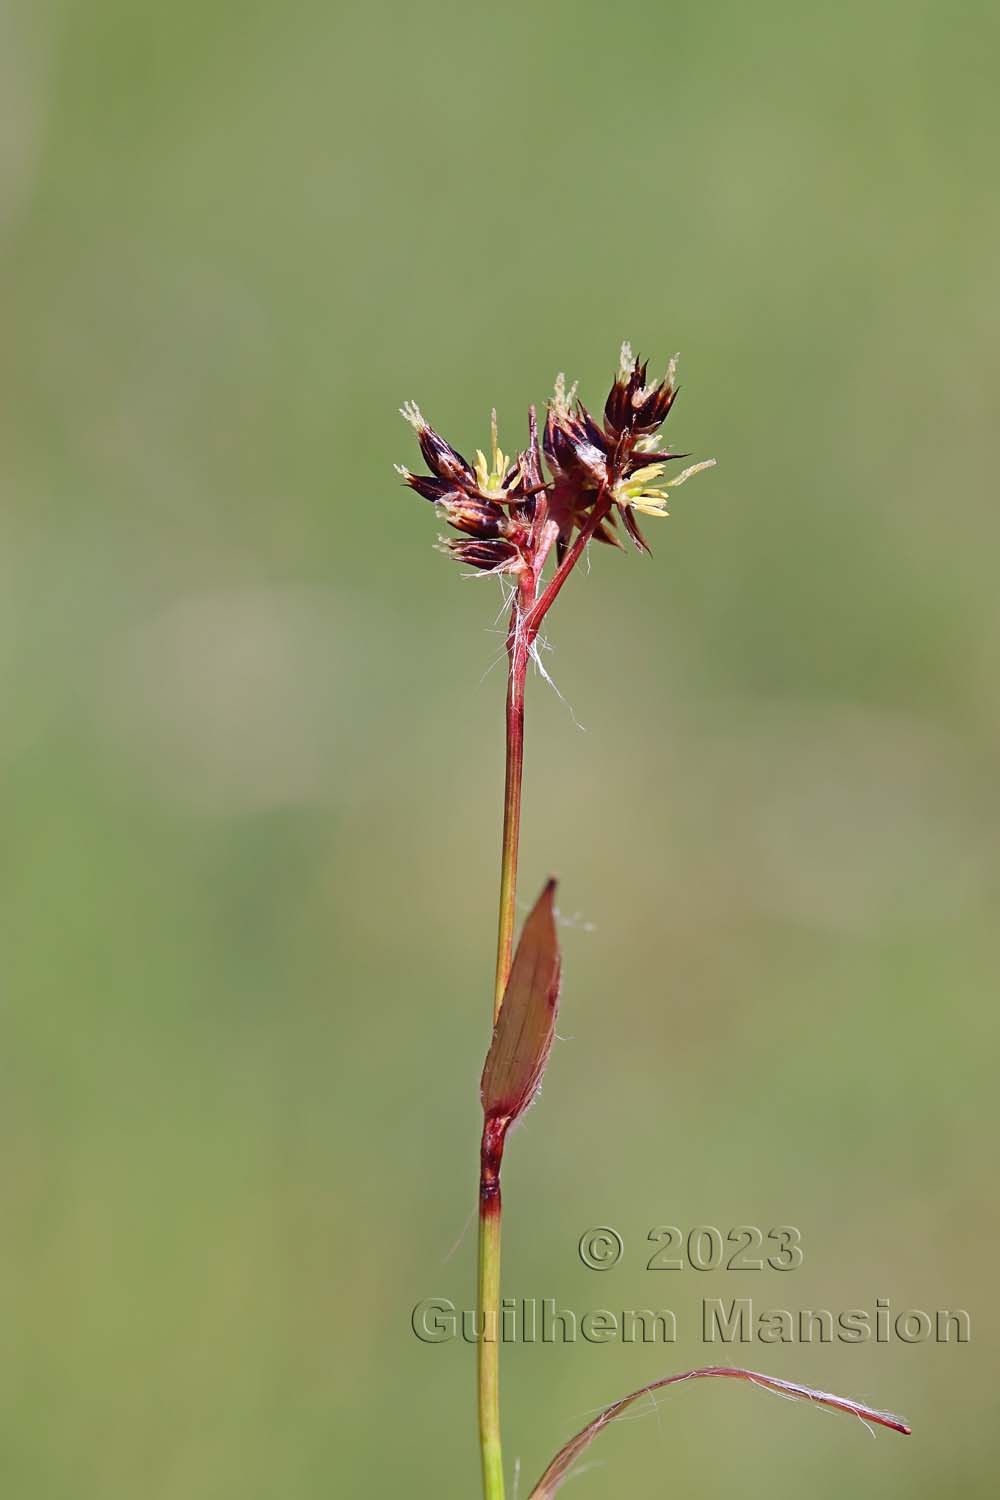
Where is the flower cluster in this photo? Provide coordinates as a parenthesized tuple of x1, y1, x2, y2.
(398, 345, 714, 573)
(544, 344, 715, 555)
(396, 405, 543, 576)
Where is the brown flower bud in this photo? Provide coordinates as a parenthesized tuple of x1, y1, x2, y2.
(439, 537, 524, 573)
(399, 405, 540, 574)
(400, 402, 475, 485)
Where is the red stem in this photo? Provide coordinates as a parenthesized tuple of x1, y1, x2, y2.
(481, 485, 616, 1499)
(492, 574, 533, 1021)
(493, 491, 612, 1018)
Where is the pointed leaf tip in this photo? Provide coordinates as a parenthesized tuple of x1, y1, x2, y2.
(527, 1366, 910, 1498)
(481, 879, 561, 1127)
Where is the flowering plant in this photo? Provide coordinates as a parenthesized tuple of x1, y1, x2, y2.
(399, 347, 908, 1499)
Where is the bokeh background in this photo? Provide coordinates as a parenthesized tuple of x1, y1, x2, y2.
(3, 1, 998, 1495)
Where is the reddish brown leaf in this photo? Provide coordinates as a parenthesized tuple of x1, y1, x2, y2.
(527, 1366, 910, 1499)
(481, 879, 561, 1127)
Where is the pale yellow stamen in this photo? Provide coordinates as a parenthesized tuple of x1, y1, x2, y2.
(626, 463, 668, 487)
(615, 456, 716, 517)
(630, 496, 671, 517)
(474, 419, 514, 497)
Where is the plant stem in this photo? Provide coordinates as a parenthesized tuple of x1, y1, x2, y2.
(492, 580, 533, 1023)
(479, 573, 532, 1500)
(477, 1119, 507, 1500)
(494, 492, 614, 1023)
(477, 496, 612, 1500)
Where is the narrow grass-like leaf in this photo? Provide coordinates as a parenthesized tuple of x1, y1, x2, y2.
(527, 1365, 910, 1499)
(481, 878, 561, 1127)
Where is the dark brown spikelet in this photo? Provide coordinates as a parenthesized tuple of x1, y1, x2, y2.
(603, 349, 679, 439)
(398, 402, 541, 574)
(415, 422, 474, 485)
(441, 537, 523, 571)
(543, 345, 711, 557)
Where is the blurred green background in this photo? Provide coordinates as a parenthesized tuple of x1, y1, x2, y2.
(3, 1, 998, 1495)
